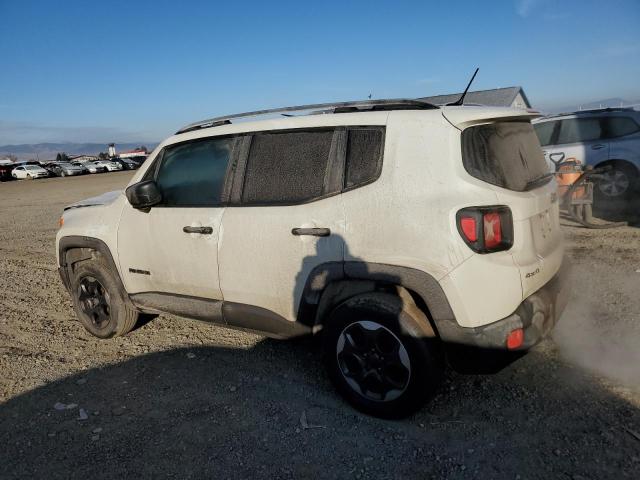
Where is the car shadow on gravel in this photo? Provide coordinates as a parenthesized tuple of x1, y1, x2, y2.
(592, 194, 640, 227)
(2, 339, 639, 479)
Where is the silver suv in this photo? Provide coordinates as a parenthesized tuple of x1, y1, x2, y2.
(533, 108, 640, 198)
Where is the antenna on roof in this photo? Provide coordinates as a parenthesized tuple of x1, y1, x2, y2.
(447, 68, 479, 106)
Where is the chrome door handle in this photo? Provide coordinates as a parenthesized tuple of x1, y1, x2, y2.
(291, 227, 331, 237)
(183, 226, 213, 234)
(591, 144, 605, 150)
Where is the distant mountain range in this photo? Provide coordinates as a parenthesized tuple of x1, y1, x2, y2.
(0, 142, 157, 160)
(545, 98, 640, 114)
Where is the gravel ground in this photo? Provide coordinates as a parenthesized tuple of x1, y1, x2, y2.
(1, 172, 639, 479)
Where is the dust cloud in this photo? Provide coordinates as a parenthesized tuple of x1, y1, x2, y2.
(553, 289, 640, 387)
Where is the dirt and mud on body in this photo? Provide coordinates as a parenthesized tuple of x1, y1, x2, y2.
(1, 172, 639, 479)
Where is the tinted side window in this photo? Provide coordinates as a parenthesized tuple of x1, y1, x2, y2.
(533, 121, 556, 146)
(556, 118, 603, 144)
(155, 137, 233, 206)
(605, 116, 640, 138)
(344, 128, 384, 189)
(242, 130, 333, 204)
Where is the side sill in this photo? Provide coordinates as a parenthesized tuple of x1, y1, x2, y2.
(129, 292, 223, 323)
(129, 292, 311, 340)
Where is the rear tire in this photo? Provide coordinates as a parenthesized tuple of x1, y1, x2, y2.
(69, 256, 140, 338)
(322, 293, 443, 418)
(596, 163, 637, 199)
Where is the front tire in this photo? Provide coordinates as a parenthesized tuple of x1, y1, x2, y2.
(322, 293, 443, 418)
(69, 256, 140, 338)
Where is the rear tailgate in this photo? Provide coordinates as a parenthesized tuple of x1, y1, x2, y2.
(452, 109, 564, 299)
(495, 181, 564, 299)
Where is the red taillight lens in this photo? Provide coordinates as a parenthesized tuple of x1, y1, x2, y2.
(456, 206, 513, 254)
(460, 217, 477, 242)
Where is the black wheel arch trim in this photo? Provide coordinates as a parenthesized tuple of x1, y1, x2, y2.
(57, 235, 132, 306)
(296, 261, 457, 336)
(58, 240, 459, 341)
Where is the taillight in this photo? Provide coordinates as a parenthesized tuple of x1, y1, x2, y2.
(506, 328, 524, 349)
(456, 206, 513, 253)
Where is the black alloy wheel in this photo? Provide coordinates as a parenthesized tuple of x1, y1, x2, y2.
(77, 276, 111, 330)
(336, 320, 411, 402)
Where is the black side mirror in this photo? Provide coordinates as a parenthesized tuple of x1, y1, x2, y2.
(125, 180, 162, 209)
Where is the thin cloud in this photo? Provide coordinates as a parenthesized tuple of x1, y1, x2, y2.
(516, 0, 544, 18)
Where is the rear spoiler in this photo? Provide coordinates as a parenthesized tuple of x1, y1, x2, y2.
(441, 106, 542, 130)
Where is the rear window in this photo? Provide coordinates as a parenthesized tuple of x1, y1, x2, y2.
(242, 130, 333, 204)
(462, 121, 550, 192)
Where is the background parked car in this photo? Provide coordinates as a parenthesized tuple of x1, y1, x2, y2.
(533, 107, 640, 198)
(114, 158, 140, 170)
(93, 160, 123, 172)
(88, 161, 108, 173)
(0, 162, 15, 181)
(11, 164, 49, 179)
(45, 162, 85, 177)
(71, 161, 99, 174)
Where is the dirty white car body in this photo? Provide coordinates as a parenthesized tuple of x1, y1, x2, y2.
(56, 101, 569, 417)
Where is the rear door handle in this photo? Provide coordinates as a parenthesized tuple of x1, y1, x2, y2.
(591, 144, 606, 150)
(291, 227, 331, 237)
(183, 226, 213, 234)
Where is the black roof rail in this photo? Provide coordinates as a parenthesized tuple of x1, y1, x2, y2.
(176, 98, 438, 134)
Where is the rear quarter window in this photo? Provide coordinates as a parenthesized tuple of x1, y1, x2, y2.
(344, 128, 384, 189)
(462, 121, 549, 192)
(533, 121, 556, 146)
(605, 116, 640, 138)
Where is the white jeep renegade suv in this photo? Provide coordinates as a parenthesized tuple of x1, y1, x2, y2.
(56, 99, 568, 418)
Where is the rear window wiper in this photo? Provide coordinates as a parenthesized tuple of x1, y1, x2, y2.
(525, 172, 555, 191)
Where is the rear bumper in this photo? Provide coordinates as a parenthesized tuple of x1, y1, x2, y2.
(437, 259, 570, 350)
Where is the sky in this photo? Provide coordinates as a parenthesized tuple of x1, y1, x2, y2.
(0, 0, 639, 145)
